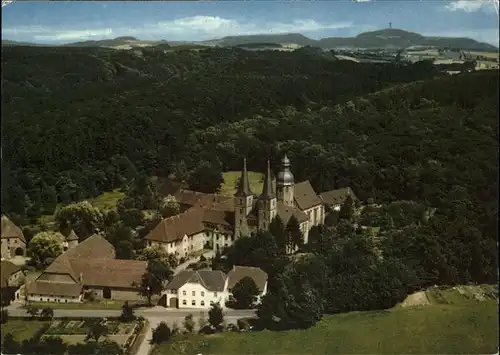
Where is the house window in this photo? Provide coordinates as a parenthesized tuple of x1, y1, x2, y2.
(201, 291, 205, 297)
(40, 298, 42, 301)
(192, 300, 196, 306)
(183, 299, 187, 305)
(201, 300, 205, 306)
(183, 290, 186, 296)
(171, 289, 177, 294)
(192, 291, 195, 296)
(214, 292, 218, 297)
(65, 300, 68, 303)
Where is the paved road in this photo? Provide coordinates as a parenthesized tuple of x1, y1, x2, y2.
(7, 305, 256, 320)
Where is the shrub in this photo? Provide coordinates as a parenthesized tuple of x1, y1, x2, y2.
(151, 322, 171, 344)
(120, 301, 136, 322)
(1, 308, 8, 324)
(183, 314, 195, 333)
(237, 318, 251, 331)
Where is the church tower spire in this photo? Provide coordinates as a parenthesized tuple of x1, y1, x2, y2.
(234, 157, 254, 238)
(276, 154, 295, 206)
(258, 159, 277, 231)
(235, 157, 252, 197)
(259, 159, 275, 200)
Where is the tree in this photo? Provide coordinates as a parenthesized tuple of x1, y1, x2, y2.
(26, 306, 40, 319)
(40, 307, 54, 320)
(147, 259, 174, 284)
(197, 311, 207, 329)
(258, 274, 323, 330)
(135, 272, 163, 307)
(230, 276, 260, 309)
(1, 333, 21, 354)
(86, 322, 109, 343)
(137, 245, 178, 268)
(67, 342, 100, 355)
(286, 215, 303, 253)
(55, 201, 104, 240)
(187, 161, 224, 194)
(39, 336, 67, 355)
(0, 308, 8, 324)
(99, 340, 124, 355)
(269, 215, 287, 254)
(151, 322, 172, 344)
(27, 232, 65, 268)
(339, 195, 355, 220)
(208, 302, 224, 329)
(160, 195, 180, 218)
(183, 314, 195, 333)
(120, 301, 136, 322)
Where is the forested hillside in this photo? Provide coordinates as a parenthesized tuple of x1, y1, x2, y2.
(1, 47, 498, 262)
(2, 46, 442, 220)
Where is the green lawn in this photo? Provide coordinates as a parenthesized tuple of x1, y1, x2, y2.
(90, 189, 125, 211)
(152, 299, 498, 355)
(25, 299, 136, 310)
(1, 320, 49, 341)
(220, 171, 274, 197)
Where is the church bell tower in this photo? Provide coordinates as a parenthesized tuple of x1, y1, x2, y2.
(276, 154, 294, 206)
(258, 159, 277, 232)
(234, 157, 254, 238)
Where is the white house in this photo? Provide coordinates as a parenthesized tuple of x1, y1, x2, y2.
(163, 266, 268, 309)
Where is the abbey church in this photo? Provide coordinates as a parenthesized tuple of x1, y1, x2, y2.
(146, 155, 346, 257)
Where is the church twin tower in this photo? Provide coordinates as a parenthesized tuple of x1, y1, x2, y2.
(234, 155, 295, 237)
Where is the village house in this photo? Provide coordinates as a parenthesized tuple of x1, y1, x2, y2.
(1, 215, 26, 260)
(161, 265, 268, 309)
(25, 234, 147, 303)
(146, 155, 336, 258)
(0, 260, 25, 305)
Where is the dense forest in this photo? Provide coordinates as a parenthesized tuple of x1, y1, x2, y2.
(2, 46, 444, 220)
(1, 44, 498, 328)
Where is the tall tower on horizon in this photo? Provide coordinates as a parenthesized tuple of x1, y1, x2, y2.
(389, 21, 392, 29)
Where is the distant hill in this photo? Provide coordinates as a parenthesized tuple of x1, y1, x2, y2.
(204, 33, 315, 47)
(318, 29, 498, 51)
(2, 40, 48, 47)
(2, 28, 497, 51)
(209, 29, 496, 51)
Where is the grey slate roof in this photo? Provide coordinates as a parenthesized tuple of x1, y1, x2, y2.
(166, 270, 226, 292)
(293, 181, 322, 210)
(320, 187, 357, 206)
(226, 266, 268, 292)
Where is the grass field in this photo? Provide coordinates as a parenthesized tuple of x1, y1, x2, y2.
(152, 287, 499, 355)
(220, 171, 275, 197)
(1, 320, 49, 341)
(90, 189, 125, 211)
(34, 189, 124, 227)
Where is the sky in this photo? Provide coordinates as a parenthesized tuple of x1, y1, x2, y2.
(2, 1, 499, 45)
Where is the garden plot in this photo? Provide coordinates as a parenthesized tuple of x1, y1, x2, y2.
(42, 318, 137, 347)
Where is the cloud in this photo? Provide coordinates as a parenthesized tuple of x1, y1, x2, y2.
(2, 16, 353, 43)
(444, 0, 497, 13)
